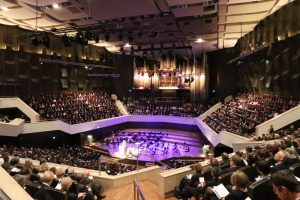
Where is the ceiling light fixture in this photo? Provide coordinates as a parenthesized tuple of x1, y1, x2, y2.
(196, 38, 204, 43)
(1, 7, 9, 11)
(52, 3, 60, 9)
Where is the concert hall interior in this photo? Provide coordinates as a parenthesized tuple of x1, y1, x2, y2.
(1, 0, 300, 200)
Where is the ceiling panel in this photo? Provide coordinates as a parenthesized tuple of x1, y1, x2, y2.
(0, 0, 17, 7)
(44, 6, 87, 21)
(0, 8, 41, 20)
(227, 1, 275, 15)
(225, 23, 256, 33)
(22, 17, 62, 27)
(20, 0, 69, 6)
(166, 0, 205, 6)
(226, 12, 268, 23)
(79, 0, 160, 20)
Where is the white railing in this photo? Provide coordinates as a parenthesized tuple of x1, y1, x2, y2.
(0, 98, 39, 123)
(199, 102, 222, 120)
(255, 105, 300, 136)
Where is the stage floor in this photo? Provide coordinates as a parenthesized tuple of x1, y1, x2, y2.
(96, 129, 204, 162)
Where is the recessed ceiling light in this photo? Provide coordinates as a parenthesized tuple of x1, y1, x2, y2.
(1, 7, 10, 11)
(52, 3, 60, 9)
(196, 38, 204, 43)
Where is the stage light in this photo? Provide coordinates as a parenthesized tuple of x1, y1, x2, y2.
(42, 33, 50, 48)
(85, 30, 93, 40)
(75, 31, 84, 44)
(61, 34, 72, 46)
(31, 36, 39, 46)
(190, 76, 194, 83)
(184, 77, 189, 83)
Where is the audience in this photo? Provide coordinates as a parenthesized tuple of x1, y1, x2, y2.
(24, 91, 120, 124)
(204, 93, 298, 135)
(124, 96, 209, 117)
(3, 145, 138, 176)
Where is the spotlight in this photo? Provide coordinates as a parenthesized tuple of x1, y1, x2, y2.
(85, 30, 93, 40)
(42, 33, 50, 48)
(83, 38, 88, 46)
(61, 34, 72, 46)
(190, 76, 194, 83)
(184, 77, 189, 83)
(31, 36, 39, 46)
(75, 31, 84, 44)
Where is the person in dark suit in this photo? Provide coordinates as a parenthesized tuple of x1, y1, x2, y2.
(176, 163, 204, 200)
(34, 171, 55, 200)
(221, 155, 242, 175)
(60, 176, 86, 200)
(270, 150, 289, 174)
(271, 170, 300, 200)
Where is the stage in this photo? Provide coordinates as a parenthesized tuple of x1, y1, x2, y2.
(95, 129, 204, 162)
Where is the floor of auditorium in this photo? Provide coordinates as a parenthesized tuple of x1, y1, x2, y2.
(104, 180, 195, 200)
(97, 128, 204, 162)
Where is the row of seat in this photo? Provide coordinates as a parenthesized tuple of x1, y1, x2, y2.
(26, 182, 67, 200)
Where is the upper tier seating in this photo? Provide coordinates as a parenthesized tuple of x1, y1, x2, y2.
(23, 92, 120, 124)
(204, 93, 299, 135)
(124, 96, 208, 117)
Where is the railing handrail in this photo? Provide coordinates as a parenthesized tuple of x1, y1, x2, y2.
(134, 179, 146, 200)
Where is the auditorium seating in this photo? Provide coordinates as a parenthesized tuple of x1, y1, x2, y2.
(44, 187, 67, 200)
(289, 162, 300, 177)
(23, 91, 120, 124)
(219, 171, 233, 186)
(239, 165, 259, 182)
(5, 145, 138, 175)
(248, 177, 277, 200)
(204, 93, 298, 135)
(124, 96, 208, 117)
(25, 182, 41, 197)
